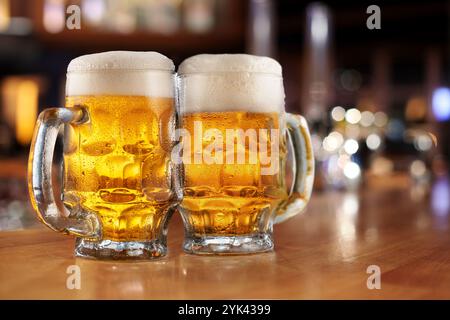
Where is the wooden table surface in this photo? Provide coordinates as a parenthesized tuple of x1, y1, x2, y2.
(1, 174, 449, 299)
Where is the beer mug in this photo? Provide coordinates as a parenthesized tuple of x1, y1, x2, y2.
(176, 54, 314, 254)
(28, 51, 181, 259)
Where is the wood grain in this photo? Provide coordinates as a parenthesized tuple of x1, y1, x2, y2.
(1, 175, 449, 299)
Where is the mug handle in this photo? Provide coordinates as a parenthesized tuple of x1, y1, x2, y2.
(28, 106, 101, 238)
(274, 113, 315, 224)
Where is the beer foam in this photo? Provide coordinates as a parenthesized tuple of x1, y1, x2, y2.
(66, 51, 175, 97)
(178, 54, 285, 114)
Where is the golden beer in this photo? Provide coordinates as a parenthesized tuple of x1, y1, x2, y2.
(177, 53, 314, 254)
(180, 111, 288, 236)
(28, 51, 179, 259)
(63, 95, 175, 242)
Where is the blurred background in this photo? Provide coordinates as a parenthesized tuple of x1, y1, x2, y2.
(0, 0, 449, 231)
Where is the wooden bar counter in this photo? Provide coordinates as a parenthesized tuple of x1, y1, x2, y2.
(1, 174, 450, 299)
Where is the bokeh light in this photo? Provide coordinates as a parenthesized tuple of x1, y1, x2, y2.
(366, 133, 381, 150)
(374, 111, 388, 127)
(432, 87, 450, 122)
(323, 131, 344, 152)
(386, 118, 405, 141)
(310, 4, 329, 45)
(410, 160, 427, 178)
(331, 106, 346, 122)
(43, 0, 65, 33)
(432, 178, 450, 217)
(414, 134, 433, 151)
(344, 162, 361, 180)
(345, 108, 361, 124)
(344, 139, 359, 155)
(360, 111, 375, 127)
(405, 96, 427, 121)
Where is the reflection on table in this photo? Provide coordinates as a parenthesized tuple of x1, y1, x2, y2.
(1, 173, 449, 299)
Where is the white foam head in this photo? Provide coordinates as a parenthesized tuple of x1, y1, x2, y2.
(178, 54, 285, 114)
(66, 51, 175, 97)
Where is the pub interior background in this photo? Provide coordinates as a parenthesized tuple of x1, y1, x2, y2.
(0, 0, 449, 297)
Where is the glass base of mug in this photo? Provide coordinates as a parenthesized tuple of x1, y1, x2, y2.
(183, 233, 274, 255)
(74, 238, 167, 260)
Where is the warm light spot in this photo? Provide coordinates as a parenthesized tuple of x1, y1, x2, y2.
(1, 78, 20, 126)
(16, 81, 39, 145)
(2, 77, 40, 146)
(345, 124, 360, 139)
(428, 132, 438, 147)
(410, 160, 427, 178)
(356, 97, 376, 111)
(370, 156, 393, 176)
(374, 112, 388, 127)
(405, 96, 427, 121)
(0, 0, 10, 31)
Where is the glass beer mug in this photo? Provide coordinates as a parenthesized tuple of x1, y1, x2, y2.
(176, 54, 315, 254)
(28, 51, 181, 260)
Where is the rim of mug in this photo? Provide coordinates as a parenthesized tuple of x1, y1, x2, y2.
(66, 68, 175, 75)
(176, 71, 283, 78)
